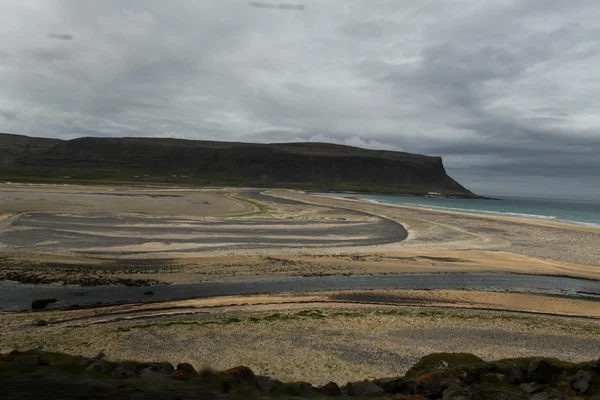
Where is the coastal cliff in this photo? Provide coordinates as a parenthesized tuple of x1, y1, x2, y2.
(0, 133, 477, 197)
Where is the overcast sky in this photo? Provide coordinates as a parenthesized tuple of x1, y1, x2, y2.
(1, 1, 599, 200)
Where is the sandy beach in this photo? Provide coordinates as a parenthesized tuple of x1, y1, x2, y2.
(1, 184, 599, 385)
(0, 185, 598, 284)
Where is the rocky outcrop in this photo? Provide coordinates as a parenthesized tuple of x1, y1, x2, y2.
(1, 350, 597, 399)
(0, 133, 478, 197)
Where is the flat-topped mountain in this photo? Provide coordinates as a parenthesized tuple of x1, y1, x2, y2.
(0, 133, 477, 197)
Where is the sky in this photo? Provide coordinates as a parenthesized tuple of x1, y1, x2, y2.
(0, 1, 599, 200)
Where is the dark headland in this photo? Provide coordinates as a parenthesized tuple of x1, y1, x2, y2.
(0, 132, 481, 198)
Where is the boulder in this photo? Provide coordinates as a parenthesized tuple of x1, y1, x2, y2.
(31, 298, 57, 310)
(442, 384, 474, 400)
(345, 380, 385, 397)
(176, 363, 198, 377)
(527, 358, 561, 384)
(519, 382, 543, 394)
(255, 375, 282, 393)
(10, 355, 40, 370)
(406, 353, 484, 378)
(172, 362, 198, 381)
(85, 360, 115, 376)
(149, 362, 175, 375)
(484, 392, 522, 400)
(437, 360, 449, 370)
(529, 389, 564, 400)
(571, 370, 592, 394)
(373, 377, 412, 395)
(293, 381, 316, 394)
(134, 363, 152, 374)
(140, 367, 170, 383)
(111, 367, 135, 379)
(218, 365, 258, 390)
(414, 372, 456, 398)
(317, 381, 342, 396)
(171, 370, 186, 380)
(481, 372, 505, 383)
(508, 367, 526, 384)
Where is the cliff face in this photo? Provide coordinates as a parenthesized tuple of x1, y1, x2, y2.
(0, 133, 476, 197)
(0, 133, 61, 167)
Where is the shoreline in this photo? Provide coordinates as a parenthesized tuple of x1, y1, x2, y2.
(312, 193, 600, 233)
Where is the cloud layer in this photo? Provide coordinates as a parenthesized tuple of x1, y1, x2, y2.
(1, 0, 599, 199)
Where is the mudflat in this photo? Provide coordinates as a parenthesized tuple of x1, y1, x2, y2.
(0, 185, 598, 284)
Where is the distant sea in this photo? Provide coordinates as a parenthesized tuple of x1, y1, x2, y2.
(318, 193, 600, 228)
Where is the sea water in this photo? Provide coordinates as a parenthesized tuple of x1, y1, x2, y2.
(318, 193, 600, 227)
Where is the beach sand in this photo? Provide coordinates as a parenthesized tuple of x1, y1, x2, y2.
(1, 185, 599, 385)
(0, 185, 598, 283)
(2, 290, 599, 384)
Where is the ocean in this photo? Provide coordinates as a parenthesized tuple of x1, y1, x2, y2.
(318, 193, 600, 228)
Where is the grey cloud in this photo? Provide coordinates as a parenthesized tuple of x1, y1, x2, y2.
(0, 0, 599, 199)
(47, 33, 74, 40)
(249, 2, 305, 10)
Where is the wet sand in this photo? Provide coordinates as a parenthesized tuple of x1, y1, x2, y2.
(270, 190, 600, 266)
(0, 186, 598, 280)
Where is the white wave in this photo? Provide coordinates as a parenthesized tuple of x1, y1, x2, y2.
(350, 198, 560, 220)
(329, 193, 600, 227)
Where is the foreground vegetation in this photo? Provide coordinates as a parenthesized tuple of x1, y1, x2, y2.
(1, 349, 597, 399)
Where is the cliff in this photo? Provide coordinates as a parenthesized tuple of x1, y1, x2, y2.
(0, 133, 477, 197)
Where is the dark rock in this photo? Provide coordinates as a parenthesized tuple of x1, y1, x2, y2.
(148, 362, 175, 375)
(10, 355, 40, 370)
(345, 380, 385, 397)
(481, 372, 505, 383)
(373, 377, 412, 394)
(255, 375, 281, 393)
(414, 372, 457, 398)
(176, 363, 198, 377)
(111, 367, 135, 379)
(35, 320, 48, 327)
(293, 381, 316, 394)
(139, 368, 170, 383)
(317, 381, 342, 396)
(571, 369, 592, 394)
(508, 367, 526, 384)
(527, 358, 561, 383)
(31, 298, 57, 310)
(437, 360, 449, 370)
(520, 382, 543, 394)
(529, 389, 564, 400)
(407, 353, 484, 378)
(218, 366, 258, 390)
(484, 392, 522, 400)
(442, 384, 475, 400)
(133, 363, 152, 374)
(85, 360, 115, 375)
(529, 394, 549, 400)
